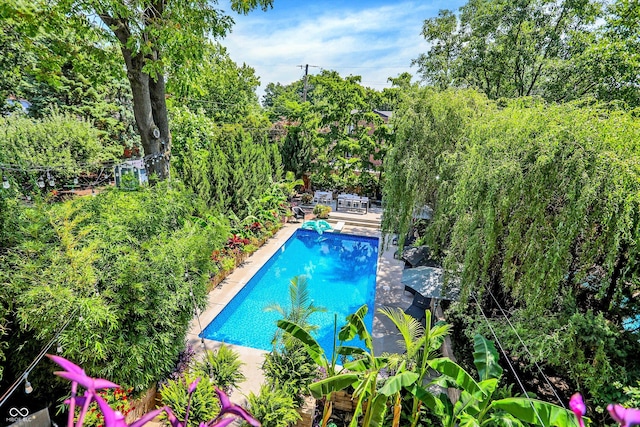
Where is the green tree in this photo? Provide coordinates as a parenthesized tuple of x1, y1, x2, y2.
(2, 184, 228, 394)
(0, 0, 137, 145)
(413, 0, 602, 100)
(168, 42, 265, 124)
(383, 88, 640, 409)
(51, 0, 274, 180)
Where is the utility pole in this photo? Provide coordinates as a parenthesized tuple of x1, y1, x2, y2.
(298, 64, 319, 102)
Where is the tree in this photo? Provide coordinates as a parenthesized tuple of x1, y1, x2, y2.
(0, 1, 137, 145)
(383, 88, 640, 410)
(168, 42, 264, 124)
(413, 0, 602, 101)
(56, 0, 274, 180)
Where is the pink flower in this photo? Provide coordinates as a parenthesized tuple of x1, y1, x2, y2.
(608, 404, 640, 427)
(569, 393, 586, 427)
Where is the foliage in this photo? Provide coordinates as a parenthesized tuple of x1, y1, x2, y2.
(413, 0, 602, 101)
(167, 42, 265, 125)
(1, 183, 228, 393)
(194, 344, 246, 395)
(169, 108, 281, 215)
(265, 275, 327, 335)
(0, 112, 121, 192)
(412, 334, 579, 427)
(245, 384, 301, 427)
(383, 88, 640, 412)
(0, 0, 138, 145)
(30, 0, 274, 180)
(49, 354, 259, 427)
(313, 204, 332, 219)
(159, 371, 220, 427)
(161, 343, 197, 386)
(378, 308, 451, 427)
(262, 342, 318, 406)
(77, 387, 134, 427)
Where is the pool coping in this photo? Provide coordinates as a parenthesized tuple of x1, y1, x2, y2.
(186, 219, 412, 403)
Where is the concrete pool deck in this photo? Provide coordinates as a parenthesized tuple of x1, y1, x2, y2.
(185, 207, 413, 404)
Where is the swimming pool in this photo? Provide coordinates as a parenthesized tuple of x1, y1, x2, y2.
(201, 229, 379, 355)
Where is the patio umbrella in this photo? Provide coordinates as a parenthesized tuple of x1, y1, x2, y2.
(401, 266, 459, 300)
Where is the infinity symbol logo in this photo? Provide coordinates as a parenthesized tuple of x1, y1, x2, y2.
(9, 407, 29, 417)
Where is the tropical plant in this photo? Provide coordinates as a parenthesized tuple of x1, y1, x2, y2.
(412, 334, 580, 427)
(194, 344, 246, 395)
(265, 275, 327, 335)
(245, 385, 301, 427)
(313, 204, 331, 219)
(262, 341, 318, 405)
(378, 308, 451, 427)
(159, 371, 220, 427)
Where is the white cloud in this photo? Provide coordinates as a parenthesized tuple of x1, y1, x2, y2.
(218, 0, 465, 99)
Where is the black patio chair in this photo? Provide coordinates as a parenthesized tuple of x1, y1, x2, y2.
(404, 292, 431, 326)
(292, 206, 306, 222)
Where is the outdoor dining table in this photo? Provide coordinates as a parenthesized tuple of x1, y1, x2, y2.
(336, 194, 369, 214)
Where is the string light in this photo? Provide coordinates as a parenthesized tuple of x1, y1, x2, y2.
(0, 309, 78, 406)
(46, 171, 55, 187)
(37, 176, 45, 188)
(23, 375, 33, 394)
(2, 175, 9, 189)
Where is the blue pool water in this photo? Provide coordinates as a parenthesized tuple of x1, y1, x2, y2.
(201, 229, 379, 355)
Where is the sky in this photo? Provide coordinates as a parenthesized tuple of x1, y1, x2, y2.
(218, 0, 467, 100)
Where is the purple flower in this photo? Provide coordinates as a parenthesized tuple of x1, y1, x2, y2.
(211, 387, 260, 427)
(48, 354, 119, 392)
(48, 355, 259, 427)
(608, 404, 640, 427)
(569, 393, 586, 427)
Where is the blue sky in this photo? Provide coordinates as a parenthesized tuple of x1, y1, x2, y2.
(218, 0, 467, 99)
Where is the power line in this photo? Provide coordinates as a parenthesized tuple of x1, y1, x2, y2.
(486, 289, 566, 408)
(471, 292, 546, 426)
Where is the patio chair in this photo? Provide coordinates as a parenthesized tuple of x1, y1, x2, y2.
(292, 206, 306, 222)
(404, 292, 431, 326)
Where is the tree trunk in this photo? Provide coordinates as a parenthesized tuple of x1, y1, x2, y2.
(100, 13, 170, 181)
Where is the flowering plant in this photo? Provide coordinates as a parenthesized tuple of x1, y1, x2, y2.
(81, 388, 133, 427)
(571, 392, 640, 427)
(47, 354, 260, 427)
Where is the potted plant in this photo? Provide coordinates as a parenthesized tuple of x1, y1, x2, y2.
(313, 204, 331, 219)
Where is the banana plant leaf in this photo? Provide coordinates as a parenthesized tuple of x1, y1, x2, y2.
(454, 390, 482, 418)
(473, 334, 503, 381)
(309, 373, 360, 399)
(491, 397, 583, 427)
(378, 371, 419, 397)
(338, 345, 367, 357)
(364, 393, 389, 427)
(406, 383, 451, 423)
(428, 357, 486, 399)
(277, 319, 325, 367)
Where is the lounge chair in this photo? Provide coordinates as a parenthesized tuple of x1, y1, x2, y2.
(329, 221, 345, 233)
(404, 292, 431, 326)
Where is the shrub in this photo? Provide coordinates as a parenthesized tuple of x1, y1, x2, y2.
(262, 342, 318, 405)
(312, 204, 331, 219)
(159, 372, 220, 427)
(194, 344, 246, 394)
(245, 385, 301, 427)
